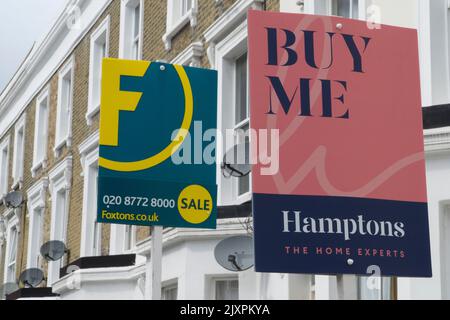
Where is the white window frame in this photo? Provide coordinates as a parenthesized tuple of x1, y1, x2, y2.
(204, 0, 263, 68)
(214, 20, 251, 206)
(358, 276, 393, 300)
(55, 56, 75, 157)
(87, 16, 110, 125)
(48, 156, 72, 285)
(26, 178, 48, 269)
(208, 276, 239, 300)
(0, 136, 10, 198)
(163, 0, 198, 51)
(119, 0, 144, 60)
(171, 41, 204, 67)
(233, 52, 251, 201)
(0, 217, 5, 270)
(12, 114, 26, 190)
(124, 224, 137, 252)
(304, 0, 366, 19)
(447, 0, 450, 99)
(440, 202, 450, 299)
(310, 275, 316, 300)
(32, 86, 50, 177)
(79, 132, 102, 257)
(205, 1, 260, 207)
(3, 210, 19, 284)
(162, 279, 179, 300)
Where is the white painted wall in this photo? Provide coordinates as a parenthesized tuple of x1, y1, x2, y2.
(369, 0, 418, 28)
(397, 150, 450, 300)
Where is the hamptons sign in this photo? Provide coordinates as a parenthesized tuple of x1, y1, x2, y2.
(249, 10, 432, 277)
(97, 59, 218, 229)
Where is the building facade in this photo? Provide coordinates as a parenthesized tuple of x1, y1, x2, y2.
(0, 0, 449, 300)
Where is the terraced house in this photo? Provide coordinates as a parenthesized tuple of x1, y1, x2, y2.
(0, 0, 450, 300)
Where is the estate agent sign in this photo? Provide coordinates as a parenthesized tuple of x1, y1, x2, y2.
(97, 59, 218, 229)
(249, 10, 432, 277)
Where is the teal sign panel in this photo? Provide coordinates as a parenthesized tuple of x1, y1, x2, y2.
(97, 59, 217, 229)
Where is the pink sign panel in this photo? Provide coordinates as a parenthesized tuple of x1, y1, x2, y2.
(249, 10, 431, 277)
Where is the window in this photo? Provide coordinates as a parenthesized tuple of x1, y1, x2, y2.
(87, 16, 110, 124)
(5, 227, 18, 283)
(132, 5, 141, 60)
(48, 157, 72, 285)
(162, 283, 178, 300)
(0, 136, 10, 197)
(28, 208, 44, 268)
(120, 0, 143, 60)
(214, 279, 239, 300)
(234, 53, 250, 198)
(3, 213, 19, 284)
(331, 0, 359, 19)
(167, 0, 193, 28)
(12, 115, 26, 189)
(80, 133, 101, 257)
(210, 9, 252, 205)
(358, 276, 393, 300)
(32, 87, 50, 177)
(441, 203, 450, 298)
(163, 0, 198, 50)
(55, 57, 74, 155)
(26, 179, 48, 268)
(124, 225, 137, 251)
(447, 4, 450, 90)
(310, 276, 316, 300)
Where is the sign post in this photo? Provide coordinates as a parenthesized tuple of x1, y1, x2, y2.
(97, 59, 218, 299)
(146, 226, 163, 300)
(248, 10, 432, 278)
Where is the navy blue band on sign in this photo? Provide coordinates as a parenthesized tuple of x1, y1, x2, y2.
(253, 193, 432, 277)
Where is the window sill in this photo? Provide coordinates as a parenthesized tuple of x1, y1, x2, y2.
(163, 9, 197, 51)
(31, 159, 47, 178)
(11, 179, 23, 191)
(236, 192, 252, 205)
(86, 104, 100, 126)
(54, 137, 72, 158)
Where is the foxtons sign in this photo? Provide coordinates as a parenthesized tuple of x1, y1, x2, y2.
(249, 10, 432, 277)
(97, 59, 217, 229)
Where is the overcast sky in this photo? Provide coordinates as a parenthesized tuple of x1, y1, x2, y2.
(0, 0, 68, 92)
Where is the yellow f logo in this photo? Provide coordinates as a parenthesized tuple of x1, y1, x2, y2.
(99, 58, 150, 147)
(99, 58, 194, 172)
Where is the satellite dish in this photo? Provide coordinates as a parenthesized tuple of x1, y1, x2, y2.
(221, 142, 251, 178)
(3, 191, 24, 209)
(0, 282, 19, 299)
(19, 268, 45, 288)
(40, 240, 68, 262)
(214, 235, 254, 272)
